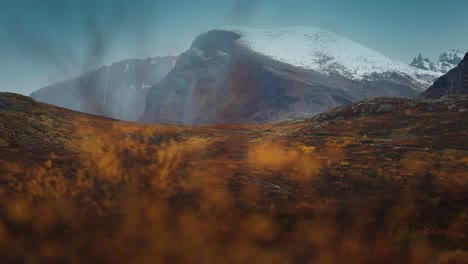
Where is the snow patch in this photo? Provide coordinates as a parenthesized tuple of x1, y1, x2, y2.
(141, 84, 151, 89)
(221, 26, 442, 90)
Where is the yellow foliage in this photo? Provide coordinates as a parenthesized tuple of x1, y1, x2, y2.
(248, 142, 298, 170)
(300, 145, 317, 153)
(43, 160, 53, 169)
(247, 142, 322, 182)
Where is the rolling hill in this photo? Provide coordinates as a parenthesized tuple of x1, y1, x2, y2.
(0, 92, 467, 263)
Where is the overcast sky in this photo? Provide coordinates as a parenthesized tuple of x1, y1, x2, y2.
(1, 0, 467, 95)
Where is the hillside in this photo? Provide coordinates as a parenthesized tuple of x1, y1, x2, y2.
(0, 92, 467, 263)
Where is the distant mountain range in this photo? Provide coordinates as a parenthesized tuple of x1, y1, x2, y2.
(421, 52, 468, 98)
(30, 56, 178, 121)
(140, 27, 441, 124)
(30, 27, 458, 124)
(410, 50, 465, 73)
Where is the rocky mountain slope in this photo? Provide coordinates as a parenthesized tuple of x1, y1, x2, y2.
(1, 92, 467, 263)
(140, 27, 441, 124)
(411, 50, 465, 73)
(30, 56, 178, 121)
(421, 52, 468, 98)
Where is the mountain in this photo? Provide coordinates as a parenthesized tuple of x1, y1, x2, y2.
(421, 52, 468, 98)
(140, 27, 441, 124)
(30, 56, 178, 121)
(1, 92, 467, 263)
(410, 50, 465, 73)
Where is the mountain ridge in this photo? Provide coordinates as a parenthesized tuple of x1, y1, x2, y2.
(30, 55, 178, 121)
(223, 26, 441, 88)
(140, 27, 441, 124)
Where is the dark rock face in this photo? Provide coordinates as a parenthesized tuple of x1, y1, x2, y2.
(140, 30, 424, 125)
(30, 56, 177, 121)
(421, 53, 468, 99)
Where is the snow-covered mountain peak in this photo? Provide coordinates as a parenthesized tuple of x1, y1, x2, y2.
(220, 26, 441, 89)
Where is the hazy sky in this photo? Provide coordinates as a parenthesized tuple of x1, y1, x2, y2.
(1, 0, 467, 95)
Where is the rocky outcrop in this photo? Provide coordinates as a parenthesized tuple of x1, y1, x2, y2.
(421, 52, 468, 98)
(410, 54, 435, 71)
(30, 56, 177, 121)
